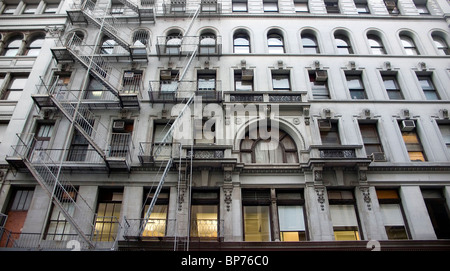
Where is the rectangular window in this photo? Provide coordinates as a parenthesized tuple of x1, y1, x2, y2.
(44, 3, 59, 13)
(122, 70, 142, 94)
(152, 122, 173, 159)
(376, 189, 409, 240)
(359, 122, 383, 157)
(382, 73, 404, 100)
(94, 189, 123, 242)
(319, 119, 341, 145)
(355, 0, 370, 14)
(232, 0, 247, 12)
(399, 120, 426, 161)
(272, 70, 291, 91)
(45, 201, 75, 241)
(328, 190, 361, 241)
(263, 0, 278, 12)
(235, 69, 254, 91)
(142, 189, 169, 237)
(243, 190, 271, 242)
(2, 74, 28, 101)
(309, 70, 329, 99)
(197, 70, 216, 91)
(422, 189, 450, 239)
(346, 73, 367, 99)
(190, 190, 219, 238)
(194, 118, 216, 144)
(325, 1, 340, 13)
(294, 0, 309, 12)
(417, 74, 440, 100)
(277, 190, 306, 241)
(438, 123, 450, 152)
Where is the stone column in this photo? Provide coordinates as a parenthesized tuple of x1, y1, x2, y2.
(400, 186, 437, 240)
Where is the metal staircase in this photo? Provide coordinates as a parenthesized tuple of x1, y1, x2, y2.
(8, 134, 98, 249)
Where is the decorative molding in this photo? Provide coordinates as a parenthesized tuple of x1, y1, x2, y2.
(223, 184, 233, 212)
(359, 186, 372, 211)
(315, 186, 326, 211)
(44, 25, 65, 38)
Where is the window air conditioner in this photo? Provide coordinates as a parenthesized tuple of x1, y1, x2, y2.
(401, 120, 415, 132)
(160, 70, 172, 80)
(384, 0, 396, 10)
(315, 70, 328, 82)
(242, 69, 254, 80)
(318, 119, 332, 131)
(113, 120, 126, 131)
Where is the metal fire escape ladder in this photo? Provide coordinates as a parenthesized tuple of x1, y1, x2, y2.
(139, 94, 195, 237)
(20, 142, 97, 249)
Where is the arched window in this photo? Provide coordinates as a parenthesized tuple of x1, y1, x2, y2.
(199, 31, 217, 55)
(301, 32, 319, 54)
(233, 32, 250, 53)
(100, 37, 117, 54)
(267, 31, 285, 53)
(2, 35, 23, 56)
(165, 31, 182, 55)
(25, 34, 45, 56)
(334, 34, 353, 54)
(432, 34, 449, 55)
(400, 34, 419, 55)
(240, 129, 298, 164)
(132, 29, 150, 56)
(367, 34, 386, 55)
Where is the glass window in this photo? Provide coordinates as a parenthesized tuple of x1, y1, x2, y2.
(432, 35, 449, 55)
(2, 75, 28, 101)
(2, 5, 17, 14)
(165, 33, 182, 55)
(325, 1, 340, 13)
(244, 206, 271, 241)
(438, 123, 450, 152)
(267, 33, 285, 54)
(199, 33, 217, 55)
(319, 120, 341, 145)
(400, 35, 420, 55)
(25, 35, 45, 56)
(232, 0, 247, 12)
(234, 69, 253, 91)
(328, 191, 360, 241)
(100, 38, 116, 54)
(263, 0, 278, 12)
(400, 121, 426, 161)
(294, 0, 309, 12)
(233, 33, 250, 53)
(377, 189, 409, 240)
(417, 74, 439, 100)
(272, 71, 290, 90)
(278, 205, 306, 241)
(2, 36, 23, 56)
(301, 34, 319, 54)
(346, 74, 367, 99)
(309, 70, 329, 99)
(142, 189, 169, 237)
(355, 1, 370, 14)
(190, 190, 219, 238)
(382, 74, 403, 100)
(94, 189, 122, 242)
(335, 35, 353, 54)
(359, 123, 383, 156)
(45, 202, 75, 240)
(367, 34, 386, 55)
(44, 3, 59, 13)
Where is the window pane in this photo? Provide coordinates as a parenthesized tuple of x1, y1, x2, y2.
(272, 75, 290, 90)
(190, 205, 218, 238)
(278, 206, 305, 231)
(244, 206, 271, 241)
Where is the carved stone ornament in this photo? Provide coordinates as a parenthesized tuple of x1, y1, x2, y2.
(360, 187, 372, 211)
(178, 183, 186, 211)
(315, 187, 326, 211)
(223, 185, 233, 212)
(45, 26, 65, 38)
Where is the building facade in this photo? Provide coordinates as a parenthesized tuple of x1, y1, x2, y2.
(0, 0, 450, 251)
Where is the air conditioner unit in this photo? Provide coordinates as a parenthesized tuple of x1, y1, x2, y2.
(123, 71, 134, 78)
(160, 70, 172, 80)
(113, 120, 126, 131)
(242, 69, 254, 80)
(401, 120, 415, 131)
(372, 152, 387, 162)
(315, 70, 328, 82)
(318, 119, 332, 131)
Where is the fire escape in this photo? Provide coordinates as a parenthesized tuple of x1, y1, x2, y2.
(5, 0, 156, 250)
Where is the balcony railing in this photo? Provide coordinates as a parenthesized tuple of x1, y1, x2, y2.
(155, 35, 222, 57)
(149, 80, 222, 103)
(306, 145, 371, 167)
(138, 142, 181, 164)
(225, 91, 308, 103)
